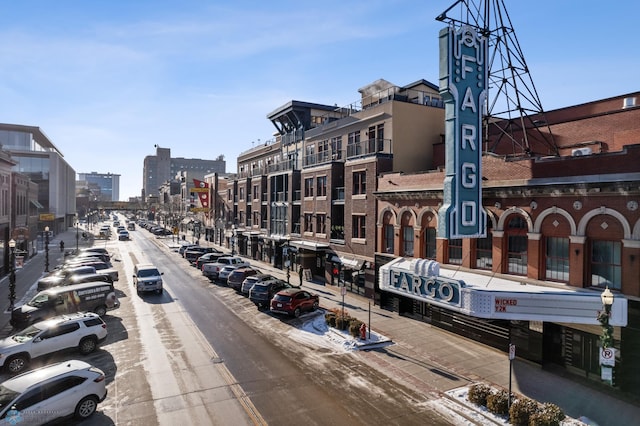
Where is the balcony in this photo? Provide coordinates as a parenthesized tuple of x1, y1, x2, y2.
(346, 138, 392, 159)
(333, 187, 345, 203)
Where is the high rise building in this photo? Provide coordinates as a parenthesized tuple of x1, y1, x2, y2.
(142, 146, 225, 200)
(77, 172, 120, 201)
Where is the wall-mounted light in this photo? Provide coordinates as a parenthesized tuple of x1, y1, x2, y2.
(631, 254, 636, 262)
(575, 248, 580, 256)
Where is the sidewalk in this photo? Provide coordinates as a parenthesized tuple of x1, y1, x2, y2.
(189, 236, 639, 426)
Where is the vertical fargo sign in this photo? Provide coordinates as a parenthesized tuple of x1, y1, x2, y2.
(438, 25, 487, 239)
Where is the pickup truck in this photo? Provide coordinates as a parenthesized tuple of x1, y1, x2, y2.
(202, 256, 250, 282)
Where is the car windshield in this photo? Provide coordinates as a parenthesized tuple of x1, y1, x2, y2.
(27, 293, 51, 308)
(0, 385, 19, 412)
(137, 268, 159, 278)
(12, 324, 44, 343)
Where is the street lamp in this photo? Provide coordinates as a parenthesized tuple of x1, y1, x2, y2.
(44, 226, 50, 273)
(75, 213, 79, 251)
(599, 286, 615, 349)
(8, 239, 16, 312)
(231, 225, 237, 255)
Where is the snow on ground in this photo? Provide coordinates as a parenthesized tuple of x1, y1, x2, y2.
(286, 310, 393, 353)
(287, 311, 588, 426)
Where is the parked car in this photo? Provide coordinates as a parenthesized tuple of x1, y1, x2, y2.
(11, 282, 120, 329)
(249, 278, 291, 308)
(153, 228, 173, 236)
(59, 260, 119, 283)
(79, 247, 110, 262)
(0, 312, 108, 375)
(178, 243, 197, 256)
(195, 252, 228, 269)
(202, 256, 250, 281)
(0, 359, 107, 422)
(217, 265, 244, 284)
(270, 288, 320, 317)
(227, 267, 261, 291)
(66, 273, 113, 286)
(37, 266, 97, 291)
(184, 247, 219, 264)
(240, 274, 275, 296)
(132, 263, 164, 295)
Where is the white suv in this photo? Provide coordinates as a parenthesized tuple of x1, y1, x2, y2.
(0, 359, 107, 423)
(0, 313, 108, 375)
(133, 263, 164, 295)
(202, 256, 249, 281)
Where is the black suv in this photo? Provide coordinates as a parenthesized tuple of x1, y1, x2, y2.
(249, 278, 291, 308)
(184, 247, 219, 264)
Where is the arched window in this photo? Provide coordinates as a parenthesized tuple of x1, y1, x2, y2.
(424, 228, 436, 259)
(476, 221, 493, 270)
(506, 215, 528, 275)
(383, 211, 394, 254)
(545, 237, 569, 282)
(400, 212, 414, 257)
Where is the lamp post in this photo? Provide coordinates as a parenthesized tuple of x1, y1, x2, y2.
(8, 239, 16, 312)
(599, 287, 615, 348)
(284, 241, 290, 284)
(598, 286, 615, 385)
(231, 225, 237, 255)
(75, 213, 79, 251)
(44, 226, 50, 273)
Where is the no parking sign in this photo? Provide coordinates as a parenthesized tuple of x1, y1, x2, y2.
(600, 347, 616, 366)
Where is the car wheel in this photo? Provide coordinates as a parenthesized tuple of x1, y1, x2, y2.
(79, 337, 97, 354)
(94, 305, 107, 317)
(6, 355, 29, 375)
(312, 301, 319, 311)
(74, 395, 98, 419)
(293, 307, 301, 318)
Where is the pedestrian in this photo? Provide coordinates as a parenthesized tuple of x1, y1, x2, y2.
(59, 240, 65, 252)
(299, 267, 304, 286)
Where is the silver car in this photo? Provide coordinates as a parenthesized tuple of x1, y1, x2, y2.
(0, 359, 107, 423)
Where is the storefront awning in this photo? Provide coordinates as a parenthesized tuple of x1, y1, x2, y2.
(330, 255, 365, 270)
(289, 240, 329, 251)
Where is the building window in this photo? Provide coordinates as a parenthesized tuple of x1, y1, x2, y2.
(384, 224, 394, 254)
(476, 224, 493, 269)
(331, 136, 342, 160)
(253, 185, 259, 200)
(506, 215, 528, 275)
(318, 140, 329, 162)
(353, 171, 366, 195)
(347, 131, 361, 156)
(239, 187, 245, 201)
(317, 176, 327, 197)
(449, 239, 462, 264)
(304, 178, 314, 197)
(545, 237, 569, 282)
(352, 215, 366, 239)
(304, 213, 314, 233)
(590, 240, 621, 290)
(402, 226, 414, 257)
(424, 228, 436, 260)
(316, 214, 326, 234)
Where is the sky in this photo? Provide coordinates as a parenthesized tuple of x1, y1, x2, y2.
(0, 1, 638, 201)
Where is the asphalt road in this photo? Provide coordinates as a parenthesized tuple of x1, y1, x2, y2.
(0, 222, 453, 425)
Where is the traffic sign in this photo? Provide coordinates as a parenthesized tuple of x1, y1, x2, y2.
(600, 347, 616, 366)
(508, 344, 516, 360)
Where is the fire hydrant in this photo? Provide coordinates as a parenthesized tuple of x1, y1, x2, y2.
(359, 323, 367, 340)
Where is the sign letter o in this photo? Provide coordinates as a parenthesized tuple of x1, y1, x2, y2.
(438, 282, 455, 302)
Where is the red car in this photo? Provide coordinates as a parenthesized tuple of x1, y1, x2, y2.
(270, 288, 319, 317)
